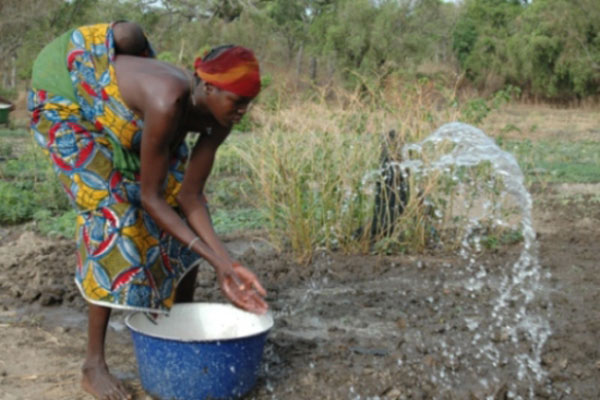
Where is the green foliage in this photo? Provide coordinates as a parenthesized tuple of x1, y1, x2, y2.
(311, 0, 378, 71)
(5, 0, 598, 100)
(0, 144, 13, 158)
(0, 180, 38, 223)
(453, 0, 600, 99)
(0, 141, 71, 225)
(0, 87, 17, 101)
(308, 0, 456, 86)
(0, 173, 70, 225)
(211, 208, 269, 235)
(453, 0, 525, 86)
(33, 209, 77, 238)
(482, 228, 523, 250)
(453, 15, 478, 65)
(232, 115, 253, 132)
(511, 0, 600, 98)
(261, 0, 310, 59)
(502, 139, 600, 184)
(157, 51, 178, 63)
(0, 128, 28, 137)
(461, 98, 490, 124)
(459, 85, 520, 124)
(260, 73, 273, 89)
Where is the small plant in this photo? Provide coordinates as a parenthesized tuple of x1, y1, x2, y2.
(501, 123, 521, 135)
(461, 98, 490, 124)
(460, 85, 522, 125)
(211, 208, 269, 235)
(33, 209, 77, 238)
(0, 141, 13, 158)
(0, 139, 71, 226)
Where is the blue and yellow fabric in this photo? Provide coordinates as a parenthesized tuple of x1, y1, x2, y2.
(28, 23, 199, 312)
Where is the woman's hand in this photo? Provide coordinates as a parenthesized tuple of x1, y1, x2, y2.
(216, 261, 268, 315)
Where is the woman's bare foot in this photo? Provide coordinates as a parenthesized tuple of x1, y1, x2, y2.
(81, 361, 132, 400)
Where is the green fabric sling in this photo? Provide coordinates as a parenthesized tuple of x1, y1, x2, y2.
(32, 28, 142, 180)
(31, 29, 77, 102)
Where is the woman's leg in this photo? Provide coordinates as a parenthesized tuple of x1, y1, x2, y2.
(175, 266, 199, 303)
(81, 303, 131, 400)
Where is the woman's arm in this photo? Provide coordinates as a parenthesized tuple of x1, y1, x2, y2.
(140, 95, 266, 313)
(177, 131, 232, 263)
(176, 129, 267, 310)
(140, 99, 226, 271)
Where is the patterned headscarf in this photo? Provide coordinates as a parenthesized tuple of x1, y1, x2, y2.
(194, 46, 261, 98)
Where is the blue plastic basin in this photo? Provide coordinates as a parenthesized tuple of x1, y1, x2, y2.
(125, 303, 274, 400)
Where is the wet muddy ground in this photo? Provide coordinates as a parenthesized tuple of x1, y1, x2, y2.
(0, 183, 599, 400)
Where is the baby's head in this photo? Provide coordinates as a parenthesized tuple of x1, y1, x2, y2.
(114, 21, 150, 57)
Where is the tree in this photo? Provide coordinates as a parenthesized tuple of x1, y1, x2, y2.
(309, 0, 458, 84)
(453, 0, 600, 99)
(0, 0, 65, 89)
(452, 0, 526, 90)
(510, 0, 600, 98)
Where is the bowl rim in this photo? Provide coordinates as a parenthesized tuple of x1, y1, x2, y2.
(124, 302, 274, 343)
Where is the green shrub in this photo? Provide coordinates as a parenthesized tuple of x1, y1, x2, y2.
(0, 140, 71, 225)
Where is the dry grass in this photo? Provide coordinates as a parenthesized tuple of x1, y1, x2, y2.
(232, 78, 528, 261)
(481, 103, 600, 141)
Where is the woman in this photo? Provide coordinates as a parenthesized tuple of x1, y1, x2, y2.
(29, 21, 268, 400)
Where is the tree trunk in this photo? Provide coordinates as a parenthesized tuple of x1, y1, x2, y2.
(178, 38, 185, 65)
(1, 64, 7, 88)
(310, 57, 317, 83)
(296, 45, 303, 77)
(10, 56, 16, 88)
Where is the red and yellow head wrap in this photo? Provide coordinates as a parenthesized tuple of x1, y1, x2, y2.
(194, 46, 261, 99)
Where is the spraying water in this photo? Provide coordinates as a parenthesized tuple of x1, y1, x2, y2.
(394, 122, 552, 398)
(269, 122, 552, 399)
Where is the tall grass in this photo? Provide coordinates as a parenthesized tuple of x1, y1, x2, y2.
(237, 107, 380, 260)
(225, 76, 506, 261)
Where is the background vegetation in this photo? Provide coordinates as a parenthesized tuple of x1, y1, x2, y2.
(1, 0, 599, 261)
(1, 0, 599, 101)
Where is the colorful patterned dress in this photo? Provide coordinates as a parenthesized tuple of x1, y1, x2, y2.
(28, 23, 199, 313)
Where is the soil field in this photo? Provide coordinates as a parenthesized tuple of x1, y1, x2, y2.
(0, 181, 599, 400)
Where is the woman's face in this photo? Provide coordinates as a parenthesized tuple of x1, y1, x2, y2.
(207, 85, 252, 128)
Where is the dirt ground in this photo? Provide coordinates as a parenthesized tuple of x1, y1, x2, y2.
(0, 181, 599, 400)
